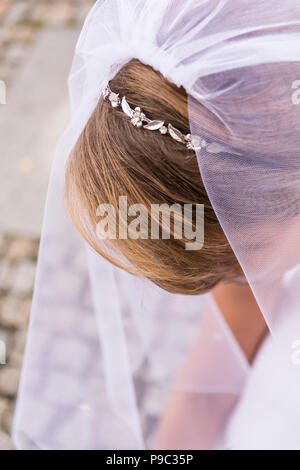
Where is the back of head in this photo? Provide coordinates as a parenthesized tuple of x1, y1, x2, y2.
(65, 59, 241, 295)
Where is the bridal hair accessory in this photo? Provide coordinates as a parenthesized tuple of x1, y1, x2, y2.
(102, 83, 207, 152)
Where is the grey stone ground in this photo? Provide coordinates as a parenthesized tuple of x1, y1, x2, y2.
(0, 0, 94, 450)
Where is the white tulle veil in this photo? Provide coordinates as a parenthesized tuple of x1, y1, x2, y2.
(13, 0, 300, 450)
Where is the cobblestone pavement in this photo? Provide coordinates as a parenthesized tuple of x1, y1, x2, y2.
(0, 0, 94, 450)
(0, 234, 38, 450)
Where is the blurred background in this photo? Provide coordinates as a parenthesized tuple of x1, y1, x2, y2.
(0, 0, 94, 450)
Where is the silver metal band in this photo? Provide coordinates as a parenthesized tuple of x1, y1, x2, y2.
(102, 83, 207, 151)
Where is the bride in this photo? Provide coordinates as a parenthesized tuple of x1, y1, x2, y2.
(13, 0, 300, 450)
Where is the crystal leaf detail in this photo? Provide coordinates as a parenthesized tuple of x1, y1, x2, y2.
(144, 120, 165, 131)
(186, 135, 202, 151)
(168, 124, 186, 144)
(121, 97, 133, 117)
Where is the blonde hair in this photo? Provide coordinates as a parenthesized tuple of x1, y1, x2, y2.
(65, 59, 241, 295)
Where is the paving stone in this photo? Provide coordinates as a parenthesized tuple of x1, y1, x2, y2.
(9, 336, 25, 370)
(0, 25, 10, 48)
(12, 330, 27, 356)
(3, 2, 29, 27)
(6, 238, 37, 261)
(11, 261, 36, 297)
(0, 328, 11, 347)
(0, 2, 11, 21)
(9, 350, 24, 369)
(0, 63, 13, 83)
(3, 25, 35, 46)
(5, 43, 27, 66)
(0, 234, 7, 257)
(0, 367, 21, 398)
(76, 4, 94, 23)
(0, 430, 15, 450)
(2, 399, 15, 434)
(0, 261, 16, 292)
(0, 397, 10, 427)
(31, 3, 75, 27)
(0, 297, 31, 329)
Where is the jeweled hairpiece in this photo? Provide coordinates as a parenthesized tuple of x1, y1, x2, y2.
(102, 83, 207, 152)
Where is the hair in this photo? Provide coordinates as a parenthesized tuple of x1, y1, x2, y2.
(65, 59, 242, 295)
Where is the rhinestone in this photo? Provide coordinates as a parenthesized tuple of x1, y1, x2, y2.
(131, 117, 139, 126)
(109, 92, 120, 107)
(159, 126, 168, 134)
(186, 135, 202, 150)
